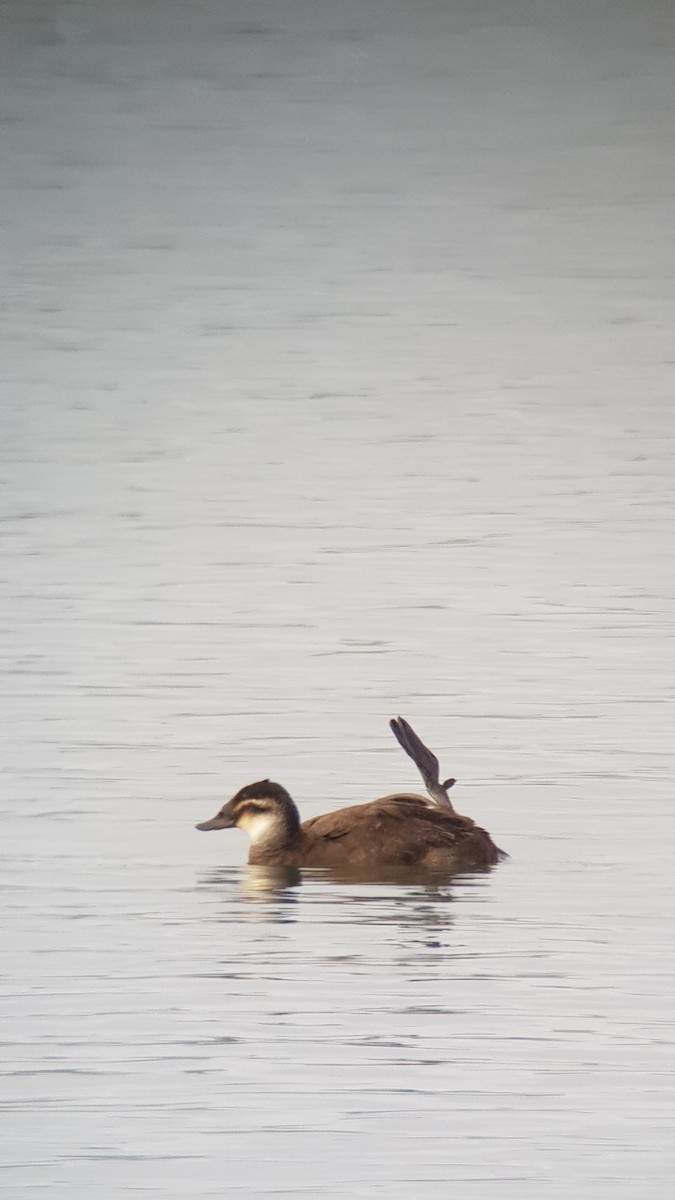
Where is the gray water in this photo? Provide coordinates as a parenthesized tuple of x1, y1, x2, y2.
(2, 1, 675, 1196)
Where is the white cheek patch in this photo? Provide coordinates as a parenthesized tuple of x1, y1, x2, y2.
(238, 811, 277, 846)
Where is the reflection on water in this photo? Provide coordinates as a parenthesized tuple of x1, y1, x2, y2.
(195, 865, 497, 962)
(200, 861, 499, 904)
(201, 864, 303, 916)
(199, 863, 474, 939)
(241, 863, 304, 897)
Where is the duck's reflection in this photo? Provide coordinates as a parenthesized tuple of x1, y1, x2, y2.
(243, 864, 303, 896)
(197, 865, 301, 926)
(197, 862, 496, 937)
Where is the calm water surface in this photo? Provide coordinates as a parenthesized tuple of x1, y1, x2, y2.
(2, 1, 675, 1196)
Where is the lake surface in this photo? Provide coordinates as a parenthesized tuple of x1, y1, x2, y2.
(2, 1, 674, 1196)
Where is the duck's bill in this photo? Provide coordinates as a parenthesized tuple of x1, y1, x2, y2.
(195, 813, 233, 831)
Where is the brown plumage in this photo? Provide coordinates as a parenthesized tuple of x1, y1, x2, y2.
(195, 780, 504, 874)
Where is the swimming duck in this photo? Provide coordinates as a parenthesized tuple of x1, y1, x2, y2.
(195, 718, 505, 874)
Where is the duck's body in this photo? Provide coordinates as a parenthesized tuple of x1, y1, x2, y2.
(196, 780, 504, 874)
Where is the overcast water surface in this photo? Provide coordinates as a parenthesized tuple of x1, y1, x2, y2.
(2, 2, 675, 1197)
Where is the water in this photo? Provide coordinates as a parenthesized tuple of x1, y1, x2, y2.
(2, 1, 674, 1196)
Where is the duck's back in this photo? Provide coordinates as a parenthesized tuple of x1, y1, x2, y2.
(297, 793, 501, 872)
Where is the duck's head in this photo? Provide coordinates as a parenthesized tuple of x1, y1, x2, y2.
(196, 780, 300, 849)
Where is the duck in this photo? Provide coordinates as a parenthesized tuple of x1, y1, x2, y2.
(195, 717, 505, 874)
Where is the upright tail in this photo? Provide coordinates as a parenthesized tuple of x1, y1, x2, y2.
(389, 716, 456, 811)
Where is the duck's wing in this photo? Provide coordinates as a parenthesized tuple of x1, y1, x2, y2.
(302, 793, 431, 839)
(298, 794, 478, 868)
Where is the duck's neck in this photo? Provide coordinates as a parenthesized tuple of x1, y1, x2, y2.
(245, 798, 301, 865)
